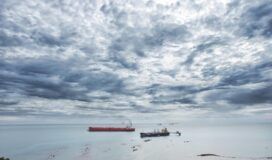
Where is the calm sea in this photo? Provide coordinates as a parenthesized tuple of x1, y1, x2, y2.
(0, 123, 271, 160)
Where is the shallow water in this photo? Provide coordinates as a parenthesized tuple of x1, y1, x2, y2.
(0, 123, 271, 160)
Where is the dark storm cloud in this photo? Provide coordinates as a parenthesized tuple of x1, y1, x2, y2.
(200, 60, 272, 109)
(0, 58, 126, 102)
(227, 85, 272, 105)
(0, 100, 19, 106)
(146, 83, 215, 97)
(0, 31, 24, 47)
(0, 69, 84, 101)
(100, 2, 129, 28)
(220, 61, 272, 86)
(108, 22, 190, 69)
(239, 1, 272, 38)
(183, 36, 226, 67)
(76, 105, 131, 112)
(145, 84, 199, 106)
(151, 97, 195, 105)
(31, 31, 73, 47)
(150, 24, 190, 44)
(205, 84, 272, 105)
(145, 84, 196, 96)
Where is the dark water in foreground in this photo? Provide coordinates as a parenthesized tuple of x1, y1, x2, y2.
(0, 123, 271, 160)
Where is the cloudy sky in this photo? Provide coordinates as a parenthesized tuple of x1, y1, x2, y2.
(0, 0, 272, 123)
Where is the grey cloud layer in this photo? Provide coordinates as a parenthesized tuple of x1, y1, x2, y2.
(0, 0, 272, 119)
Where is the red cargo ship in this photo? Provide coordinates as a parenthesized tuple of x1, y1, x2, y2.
(88, 120, 135, 132)
(88, 127, 135, 132)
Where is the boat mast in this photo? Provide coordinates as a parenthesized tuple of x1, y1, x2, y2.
(126, 119, 132, 128)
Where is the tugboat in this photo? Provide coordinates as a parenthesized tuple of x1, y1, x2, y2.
(140, 128, 170, 138)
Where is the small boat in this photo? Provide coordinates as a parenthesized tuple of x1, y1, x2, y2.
(140, 128, 170, 138)
(88, 127, 135, 132)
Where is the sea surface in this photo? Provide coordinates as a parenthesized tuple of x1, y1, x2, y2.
(0, 123, 272, 160)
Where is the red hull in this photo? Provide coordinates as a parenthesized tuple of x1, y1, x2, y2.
(88, 127, 135, 132)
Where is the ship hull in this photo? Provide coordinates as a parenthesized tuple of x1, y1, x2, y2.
(140, 132, 170, 138)
(88, 127, 135, 132)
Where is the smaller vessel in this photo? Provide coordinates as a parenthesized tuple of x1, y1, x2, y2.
(140, 128, 170, 138)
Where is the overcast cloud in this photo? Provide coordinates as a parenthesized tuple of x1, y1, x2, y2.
(0, 0, 272, 122)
